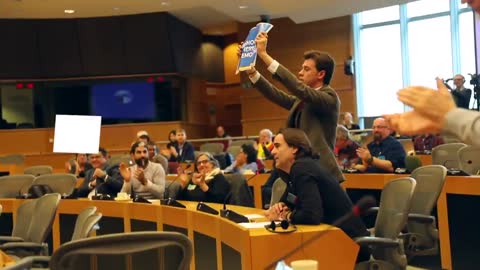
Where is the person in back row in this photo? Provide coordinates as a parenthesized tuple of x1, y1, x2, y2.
(119, 141, 165, 199)
(264, 128, 370, 262)
(77, 147, 123, 198)
(65, 153, 93, 178)
(354, 118, 406, 173)
(170, 129, 195, 163)
(223, 144, 258, 174)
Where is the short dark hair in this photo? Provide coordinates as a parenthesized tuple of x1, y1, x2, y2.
(98, 147, 108, 158)
(278, 128, 318, 160)
(241, 144, 257, 164)
(303, 50, 335, 85)
(194, 152, 219, 172)
(130, 141, 147, 154)
(138, 134, 150, 142)
(168, 130, 176, 141)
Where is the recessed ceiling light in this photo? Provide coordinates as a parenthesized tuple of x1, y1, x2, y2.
(64, 9, 75, 14)
(238, 5, 248, 9)
(113, 7, 120, 11)
(161, 1, 170, 6)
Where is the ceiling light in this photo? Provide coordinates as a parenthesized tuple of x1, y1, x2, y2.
(113, 7, 120, 11)
(161, 1, 170, 6)
(237, 0, 248, 9)
(64, 9, 75, 14)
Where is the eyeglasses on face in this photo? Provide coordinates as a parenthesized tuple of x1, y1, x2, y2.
(196, 160, 209, 166)
(372, 125, 388, 129)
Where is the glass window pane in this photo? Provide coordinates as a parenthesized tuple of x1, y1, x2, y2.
(408, 16, 452, 88)
(459, 11, 476, 109)
(358, 24, 404, 116)
(407, 0, 450, 18)
(360, 5, 399, 25)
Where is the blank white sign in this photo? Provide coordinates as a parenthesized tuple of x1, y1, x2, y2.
(53, 115, 102, 154)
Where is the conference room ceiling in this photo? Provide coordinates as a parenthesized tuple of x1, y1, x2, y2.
(0, 0, 417, 34)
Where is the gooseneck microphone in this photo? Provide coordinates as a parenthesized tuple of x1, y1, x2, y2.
(263, 196, 376, 270)
(220, 192, 249, 223)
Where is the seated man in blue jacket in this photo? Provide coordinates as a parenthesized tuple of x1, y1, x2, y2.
(77, 147, 123, 198)
(354, 118, 406, 173)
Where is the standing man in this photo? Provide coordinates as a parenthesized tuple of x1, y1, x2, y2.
(242, 32, 344, 182)
(451, 74, 472, 109)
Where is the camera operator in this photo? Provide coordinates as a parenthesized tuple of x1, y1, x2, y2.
(450, 74, 472, 109)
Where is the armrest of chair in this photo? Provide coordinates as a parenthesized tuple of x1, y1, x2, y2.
(408, 213, 436, 224)
(354, 236, 401, 248)
(0, 236, 24, 244)
(1, 241, 48, 255)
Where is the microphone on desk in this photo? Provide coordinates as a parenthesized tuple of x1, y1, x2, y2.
(263, 196, 377, 270)
(220, 192, 249, 223)
(196, 202, 219, 215)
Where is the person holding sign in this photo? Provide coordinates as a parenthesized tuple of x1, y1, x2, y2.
(240, 31, 344, 183)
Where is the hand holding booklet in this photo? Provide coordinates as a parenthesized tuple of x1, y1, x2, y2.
(236, 22, 274, 74)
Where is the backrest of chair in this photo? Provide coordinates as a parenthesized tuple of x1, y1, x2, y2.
(405, 155, 423, 173)
(458, 145, 480, 175)
(0, 154, 25, 165)
(0, 175, 35, 198)
(165, 180, 182, 200)
(270, 178, 287, 206)
(71, 207, 97, 241)
(50, 232, 193, 270)
(410, 165, 447, 215)
(227, 145, 241, 157)
(230, 140, 255, 147)
(432, 143, 467, 169)
(375, 177, 416, 239)
(12, 200, 37, 239)
(24, 165, 53, 177)
(26, 193, 61, 243)
(398, 139, 415, 155)
(107, 155, 131, 167)
(225, 174, 254, 207)
(72, 213, 102, 242)
(152, 154, 168, 174)
(32, 173, 77, 196)
(200, 143, 224, 154)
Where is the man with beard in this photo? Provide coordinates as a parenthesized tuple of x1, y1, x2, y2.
(354, 118, 406, 173)
(119, 141, 166, 199)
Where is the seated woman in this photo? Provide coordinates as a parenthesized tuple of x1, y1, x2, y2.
(176, 152, 230, 203)
(65, 153, 93, 178)
(223, 144, 258, 174)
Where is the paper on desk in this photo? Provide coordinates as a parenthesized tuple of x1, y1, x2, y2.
(238, 221, 272, 229)
(244, 214, 264, 219)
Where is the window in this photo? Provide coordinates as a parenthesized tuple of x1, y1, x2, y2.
(354, 0, 475, 118)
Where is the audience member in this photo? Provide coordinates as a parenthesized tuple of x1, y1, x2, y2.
(77, 147, 123, 198)
(65, 153, 93, 178)
(170, 129, 195, 162)
(224, 144, 258, 174)
(240, 32, 344, 183)
(176, 152, 230, 203)
(136, 130, 151, 143)
(161, 130, 177, 161)
(215, 125, 231, 151)
(119, 141, 165, 199)
(335, 125, 360, 169)
(256, 128, 274, 160)
(146, 141, 169, 173)
(264, 128, 369, 262)
(354, 118, 406, 173)
(413, 134, 444, 153)
(341, 112, 360, 130)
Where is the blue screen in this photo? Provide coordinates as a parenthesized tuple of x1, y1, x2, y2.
(91, 82, 156, 119)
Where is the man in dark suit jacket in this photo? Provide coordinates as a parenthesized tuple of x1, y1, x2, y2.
(169, 128, 195, 162)
(242, 31, 344, 182)
(77, 147, 123, 198)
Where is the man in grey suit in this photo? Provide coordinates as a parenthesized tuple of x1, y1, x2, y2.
(242, 31, 344, 182)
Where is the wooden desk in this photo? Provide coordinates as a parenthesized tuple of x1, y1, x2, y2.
(0, 199, 359, 270)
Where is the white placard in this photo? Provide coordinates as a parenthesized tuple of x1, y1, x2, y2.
(53, 114, 102, 154)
